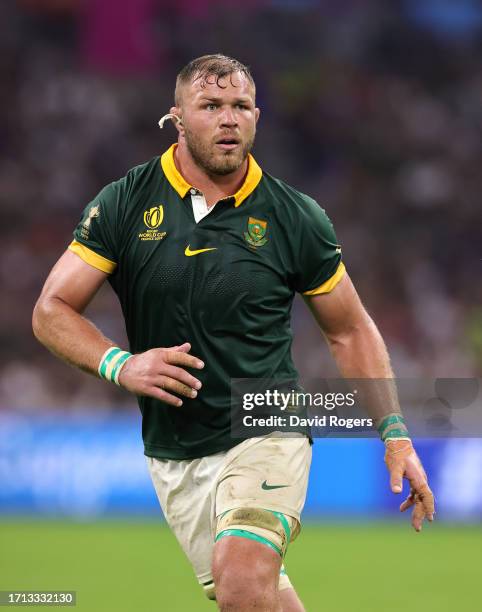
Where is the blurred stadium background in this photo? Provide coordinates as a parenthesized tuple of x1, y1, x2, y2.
(1, 0, 481, 610)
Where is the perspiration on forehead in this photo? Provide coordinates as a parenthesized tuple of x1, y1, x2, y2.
(174, 54, 255, 106)
(176, 72, 255, 106)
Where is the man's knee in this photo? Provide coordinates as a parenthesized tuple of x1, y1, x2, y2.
(211, 507, 299, 608)
(212, 535, 280, 610)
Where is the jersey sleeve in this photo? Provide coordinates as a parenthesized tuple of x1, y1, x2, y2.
(69, 182, 121, 274)
(293, 197, 345, 295)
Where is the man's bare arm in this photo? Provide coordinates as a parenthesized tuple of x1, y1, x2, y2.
(33, 251, 203, 406)
(304, 272, 394, 380)
(304, 272, 401, 424)
(33, 250, 114, 372)
(303, 272, 434, 530)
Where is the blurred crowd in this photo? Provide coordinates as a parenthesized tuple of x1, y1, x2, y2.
(1, 0, 481, 411)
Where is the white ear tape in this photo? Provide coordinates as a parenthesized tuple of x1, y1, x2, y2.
(158, 113, 183, 129)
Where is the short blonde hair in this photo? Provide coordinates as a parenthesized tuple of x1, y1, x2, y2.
(174, 54, 255, 106)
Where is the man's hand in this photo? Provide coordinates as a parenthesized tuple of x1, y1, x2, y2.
(384, 440, 435, 532)
(118, 342, 204, 407)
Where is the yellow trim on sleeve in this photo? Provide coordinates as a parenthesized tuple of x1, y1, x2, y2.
(302, 261, 346, 296)
(160, 144, 262, 206)
(68, 240, 117, 274)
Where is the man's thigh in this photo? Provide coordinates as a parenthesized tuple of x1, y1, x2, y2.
(147, 434, 311, 599)
(215, 434, 311, 588)
(213, 434, 311, 604)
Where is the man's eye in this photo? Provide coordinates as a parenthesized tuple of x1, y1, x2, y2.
(206, 103, 217, 111)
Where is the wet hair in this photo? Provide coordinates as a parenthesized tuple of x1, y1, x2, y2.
(174, 54, 255, 106)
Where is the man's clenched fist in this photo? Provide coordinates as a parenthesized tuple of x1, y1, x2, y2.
(384, 440, 435, 532)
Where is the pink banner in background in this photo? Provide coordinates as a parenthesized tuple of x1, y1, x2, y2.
(81, 0, 161, 75)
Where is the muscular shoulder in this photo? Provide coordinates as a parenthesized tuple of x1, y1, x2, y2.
(258, 172, 341, 294)
(260, 172, 332, 226)
(71, 157, 162, 263)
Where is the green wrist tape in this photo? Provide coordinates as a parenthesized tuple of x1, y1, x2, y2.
(98, 347, 133, 385)
(383, 428, 410, 441)
(377, 414, 405, 434)
(377, 414, 410, 442)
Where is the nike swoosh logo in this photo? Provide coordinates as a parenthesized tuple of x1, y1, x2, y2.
(185, 245, 218, 257)
(261, 480, 290, 491)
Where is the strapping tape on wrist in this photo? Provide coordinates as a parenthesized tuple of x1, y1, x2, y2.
(98, 347, 132, 385)
(377, 413, 410, 442)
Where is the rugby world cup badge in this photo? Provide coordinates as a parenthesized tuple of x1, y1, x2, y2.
(139, 204, 167, 241)
(244, 217, 268, 247)
(143, 205, 164, 229)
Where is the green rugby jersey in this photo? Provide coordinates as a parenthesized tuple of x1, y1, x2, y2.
(69, 144, 345, 459)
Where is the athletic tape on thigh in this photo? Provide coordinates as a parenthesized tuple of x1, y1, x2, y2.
(215, 508, 297, 557)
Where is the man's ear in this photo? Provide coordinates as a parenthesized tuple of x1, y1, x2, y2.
(169, 106, 184, 133)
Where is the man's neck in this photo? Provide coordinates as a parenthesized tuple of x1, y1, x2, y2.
(174, 140, 248, 207)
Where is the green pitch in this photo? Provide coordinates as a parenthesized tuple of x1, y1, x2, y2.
(0, 520, 480, 611)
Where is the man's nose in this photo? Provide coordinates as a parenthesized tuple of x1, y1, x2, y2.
(219, 107, 237, 126)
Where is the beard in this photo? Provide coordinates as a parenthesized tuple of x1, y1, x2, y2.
(183, 125, 255, 176)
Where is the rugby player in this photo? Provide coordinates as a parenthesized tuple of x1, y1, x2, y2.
(32, 55, 434, 612)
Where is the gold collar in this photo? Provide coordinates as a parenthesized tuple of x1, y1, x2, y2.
(160, 144, 262, 207)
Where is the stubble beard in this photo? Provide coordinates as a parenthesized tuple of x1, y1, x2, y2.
(183, 125, 255, 176)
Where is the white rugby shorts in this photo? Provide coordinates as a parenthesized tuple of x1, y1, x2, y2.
(147, 433, 311, 591)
